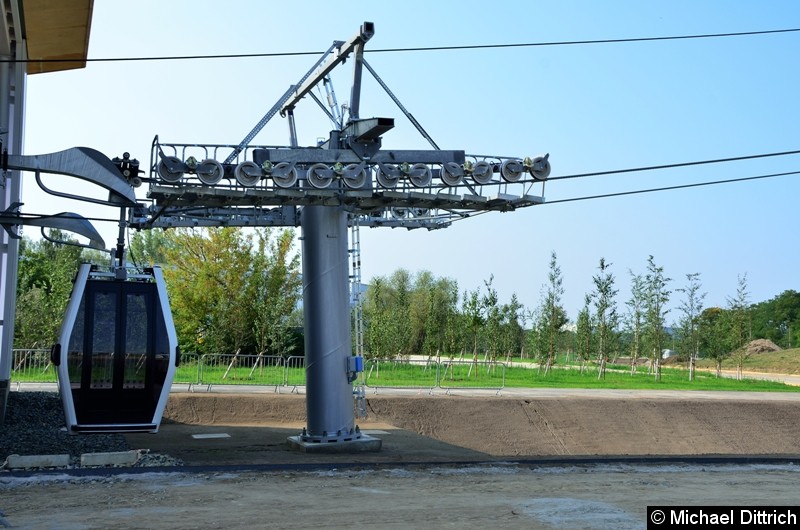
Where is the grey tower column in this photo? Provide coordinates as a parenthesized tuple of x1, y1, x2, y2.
(288, 204, 380, 451)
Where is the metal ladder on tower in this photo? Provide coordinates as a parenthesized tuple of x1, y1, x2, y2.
(349, 219, 367, 417)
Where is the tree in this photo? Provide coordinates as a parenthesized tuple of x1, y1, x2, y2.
(750, 290, 800, 349)
(462, 285, 485, 363)
(525, 306, 543, 364)
(363, 270, 460, 361)
(575, 295, 593, 374)
(438, 279, 464, 359)
(15, 231, 106, 348)
(625, 271, 646, 375)
(160, 227, 300, 356)
(388, 269, 413, 358)
(536, 251, 568, 375)
(251, 228, 302, 357)
(364, 277, 395, 360)
(499, 294, 525, 361)
(129, 228, 173, 266)
(676, 273, 706, 381)
(165, 228, 253, 354)
(644, 255, 671, 381)
(481, 276, 503, 362)
(421, 277, 460, 359)
(407, 270, 433, 356)
(592, 258, 619, 379)
(728, 273, 751, 380)
(699, 307, 729, 376)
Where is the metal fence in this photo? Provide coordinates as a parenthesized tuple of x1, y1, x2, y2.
(10, 349, 56, 383)
(196, 353, 286, 387)
(285, 356, 306, 389)
(9, 349, 506, 392)
(364, 358, 439, 390)
(438, 359, 506, 390)
(364, 358, 505, 392)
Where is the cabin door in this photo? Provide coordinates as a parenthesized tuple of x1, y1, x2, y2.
(69, 281, 163, 425)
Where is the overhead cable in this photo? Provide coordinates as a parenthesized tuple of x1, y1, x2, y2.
(4, 28, 798, 64)
(371, 28, 800, 54)
(26, 169, 799, 229)
(544, 170, 800, 205)
(549, 149, 800, 181)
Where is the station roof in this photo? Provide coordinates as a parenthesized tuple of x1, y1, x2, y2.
(21, 0, 93, 74)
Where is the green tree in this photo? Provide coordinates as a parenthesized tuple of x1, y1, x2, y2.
(408, 271, 459, 359)
(728, 273, 751, 380)
(625, 271, 647, 375)
(162, 227, 254, 354)
(592, 257, 619, 379)
(388, 269, 413, 357)
(160, 227, 300, 357)
(644, 255, 671, 381)
(499, 294, 525, 361)
(575, 295, 593, 374)
(750, 290, 800, 348)
(536, 251, 567, 375)
(251, 228, 302, 357)
(462, 285, 485, 363)
(481, 276, 503, 363)
(364, 277, 395, 360)
(415, 274, 459, 359)
(364, 270, 461, 363)
(14, 231, 106, 348)
(675, 272, 705, 381)
(699, 307, 729, 376)
(129, 228, 173, 266)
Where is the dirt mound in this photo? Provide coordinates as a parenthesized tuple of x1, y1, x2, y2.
(746, 339, 782, 354)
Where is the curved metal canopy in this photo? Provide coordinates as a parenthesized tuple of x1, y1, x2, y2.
(0, 206, 105, 249)
(8, 147, 137, 205)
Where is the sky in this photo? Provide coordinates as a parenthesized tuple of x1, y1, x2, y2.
(19, 0, 800, 324)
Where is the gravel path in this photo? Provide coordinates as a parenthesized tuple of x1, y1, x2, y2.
(0, 391, 181, 469)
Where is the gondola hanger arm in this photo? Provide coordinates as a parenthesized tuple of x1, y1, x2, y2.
(0, 203, 106, 249)
(6, 146, 137, 206)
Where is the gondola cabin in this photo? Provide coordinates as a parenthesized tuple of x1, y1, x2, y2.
(51, 264, 178, 433)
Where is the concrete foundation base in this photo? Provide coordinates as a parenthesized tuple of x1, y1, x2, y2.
(5, 453, 70, 469)
(80, 450, 139, 467)
(287, 434, 382, 454)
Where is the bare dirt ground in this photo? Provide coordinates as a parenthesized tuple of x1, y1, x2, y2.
(161, 393, 800, 458)
(3, 392, 800, 529)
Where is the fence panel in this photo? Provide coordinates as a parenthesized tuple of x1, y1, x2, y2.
(364, 358, 439, 390)
(285, 356, 306, 387)
(437, 360, 505, 390)
(11, 349, 56, 383)
(174, 352, 202, 385)
(197, 353, 285, 386)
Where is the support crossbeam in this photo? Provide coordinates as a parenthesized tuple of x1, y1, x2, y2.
(251, 148, 464, 165)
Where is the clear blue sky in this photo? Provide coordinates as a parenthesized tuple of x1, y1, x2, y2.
(20, 0, 800, 323)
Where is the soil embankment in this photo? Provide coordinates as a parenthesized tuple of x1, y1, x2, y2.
(163, 392, 800, 457)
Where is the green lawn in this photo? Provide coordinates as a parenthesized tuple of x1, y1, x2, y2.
(363, 360, 796, 392)
(11, 352, 799, 392)
(503, 364, 795, 391)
